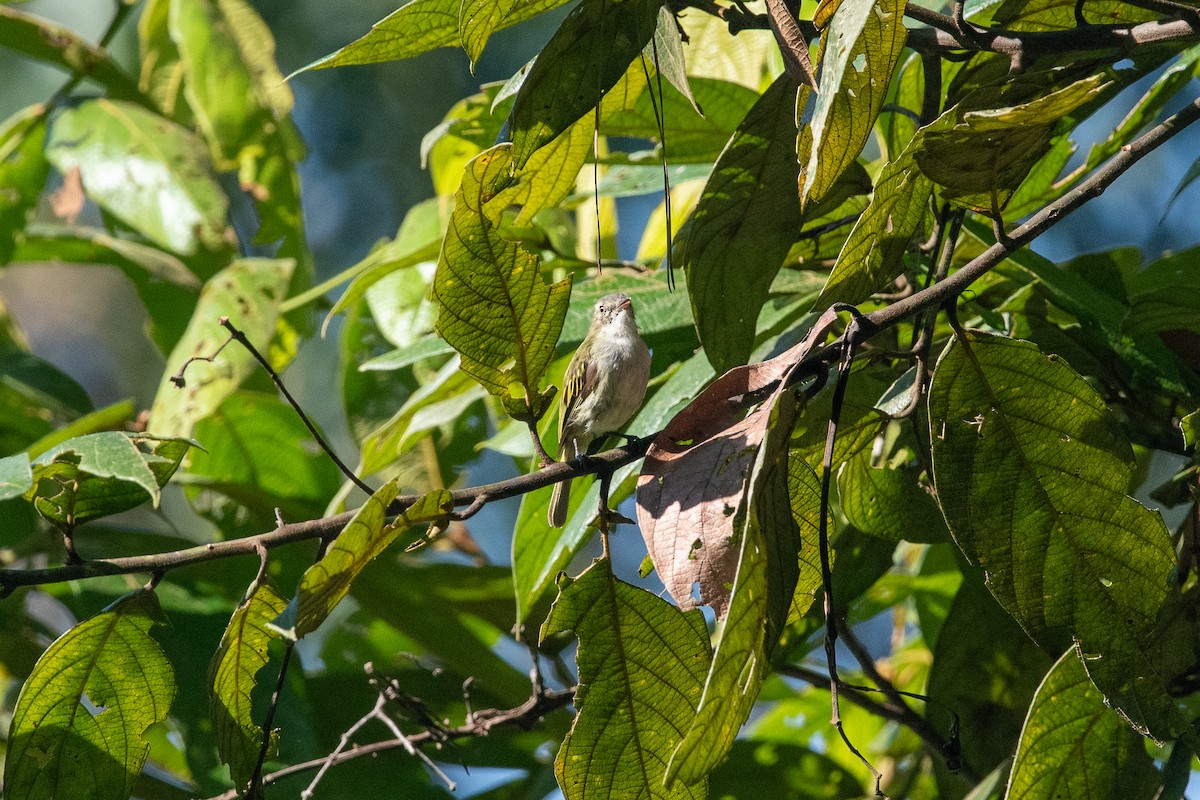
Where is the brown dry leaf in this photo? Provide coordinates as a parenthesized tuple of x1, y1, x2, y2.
(766, 0, 819, 91)
(50, 165, 85, 224)
(636, 308, 840, 617)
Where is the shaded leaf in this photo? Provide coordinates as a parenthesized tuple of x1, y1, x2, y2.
(682, 75, 803, 373)
(929, 332, 1180, 738)
(914, 76, 1108, 212)
(295, 0, 571, 73)
(0, 6, 142, 101)
(542, 560, 711, 800)
(45, 99, 232, 257)
(799, 0, 906, 207)
(433, 146, 570, 419)
(209, 579, 288, 794)
(147, 258, 294, 439)
(508, 0, 660, 168)
(709, 741, 862, 800)
(1007, 650, 1157, 800)
(4, 590, 176, 800)
(838, 450, 949, 543)
(0, 105, 49, 263)
(276, 484, 453, 640)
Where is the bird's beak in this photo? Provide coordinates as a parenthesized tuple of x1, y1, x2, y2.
(617, 296, 632, 312)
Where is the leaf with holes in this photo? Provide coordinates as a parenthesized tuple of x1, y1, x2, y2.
(799, 0, 906, 207)
(542, 560, 711, 800)
(209, 578, 288, 794)
(4, 590, 176, 800)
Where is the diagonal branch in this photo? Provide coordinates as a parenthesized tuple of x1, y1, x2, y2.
(3, 94, 1199, 595)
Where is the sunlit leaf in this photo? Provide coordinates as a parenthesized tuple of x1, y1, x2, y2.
(799, 0, 906, 207)
(0, 451, 32, 500)
(542, 560, 711, 800)
(4, 590, 176, 800)
(276, 484, 453, 640)
(294, 0, 571, 73)
(209, 579, 287, 794)
(433, 146, 570, 419)
(45, 99, 232, 257)
(147, 258, 294, 439)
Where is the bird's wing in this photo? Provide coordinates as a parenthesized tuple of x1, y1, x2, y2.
(558, 354, 599, 457)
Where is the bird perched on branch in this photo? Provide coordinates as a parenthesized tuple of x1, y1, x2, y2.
(548, 293, 651, 528)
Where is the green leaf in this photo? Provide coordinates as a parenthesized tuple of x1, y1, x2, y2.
(138, 0, 190, 121)
(45, 99, 232, 257)
(28, 433, 192, 529)
(0, 106, 49, 263)
(914, 75, 1109, 212)
(433, 146, 570, 419)
(0, 451, 32, 500)
(799, 0, 906, 207)
(185, 391, 342, 521)
(294, 0, 571, 73)
(682, 75, 803, 372)
(508, 0, 661, 168)
(927, 572, 1052, 779)
(709, 741, 862, 800)
(838, 450, 949, 543)
(541, 560, 711, 800)
(814, 112, 948, 308)
(1007, 650, 1157, 800)
(209, 579, 288, 794)
(278, 484, 453, 640)
(147, 258, 294, 439)
(929, 332, 1179, 738)
(4, 590, 176, 800)
(0, 6, 142, 101)
(458, 0, 516, 65)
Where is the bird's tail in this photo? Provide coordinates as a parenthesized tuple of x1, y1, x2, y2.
(548, 478, 572, 528)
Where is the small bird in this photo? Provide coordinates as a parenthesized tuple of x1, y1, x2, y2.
(548, 293, 651, 528)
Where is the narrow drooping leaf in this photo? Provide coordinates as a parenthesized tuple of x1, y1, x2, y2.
(458, 0, 517, 66)
(147, 258, 294, 439)
(787, 452, 826, 620)
(295, 0, 571, 73)
(0, 6, 142, 101)
(542, 561, 711, 800)
(276, 484, 453, 640)
(1007, 651, 1156, 800)
(0, 106, 49, 263)
(508, 0, 661, 167)
(4, 590, 176, 800)
(929, 332, 1179, 738)
(209, 579, 288, 794)
(433, 146, 570, 419)
(171, 0, 291, 167)
(799, 0, 906, 206)
(45, 99, 232, 257)
(814, 110, 950, 308)
(646, 3, 700, 113)
(682, 75, 803, 373)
